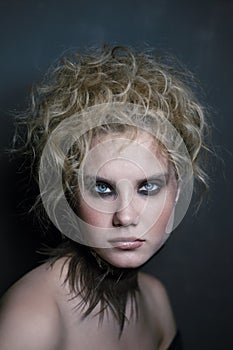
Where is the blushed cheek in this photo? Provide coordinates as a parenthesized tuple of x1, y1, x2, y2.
(165, 207, 175, 234)
(159, 203, 176, 242)
(149, 194, 176, 240)
(158, 182, 178, 235)
(77, 202, 112, 228)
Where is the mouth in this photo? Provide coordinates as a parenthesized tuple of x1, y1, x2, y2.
(109, 237, 145, 250)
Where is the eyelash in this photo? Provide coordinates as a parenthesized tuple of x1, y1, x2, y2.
(94, 183, 114, 196)
(138, 182, 161, 196)
(93, 181, 163, 197)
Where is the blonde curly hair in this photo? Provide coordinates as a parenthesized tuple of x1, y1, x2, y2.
(15, 45, 209, 218)
(13, 45, 210, 334)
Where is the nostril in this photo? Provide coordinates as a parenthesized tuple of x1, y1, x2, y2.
(112, 209, 140, 227)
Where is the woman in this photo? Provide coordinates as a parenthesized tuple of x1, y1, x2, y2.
(0, 46, 207, 349)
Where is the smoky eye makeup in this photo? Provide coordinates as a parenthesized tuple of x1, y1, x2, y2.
(138, 180, 164, 196)
(137, 174, 169, 196)
(83, 176, 116, 198)
(94, 182, 115, 196)
(83, 174, 168, 198)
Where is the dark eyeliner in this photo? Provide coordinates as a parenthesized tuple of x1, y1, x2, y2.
(94, 181, 116, 197)
(138, 180, 165, 196)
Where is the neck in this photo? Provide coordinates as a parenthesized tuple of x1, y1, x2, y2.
(52, 240, 140, 336)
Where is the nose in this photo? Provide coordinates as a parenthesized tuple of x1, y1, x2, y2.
(112, 186, 140, 227)
(113, 206, 139, 227)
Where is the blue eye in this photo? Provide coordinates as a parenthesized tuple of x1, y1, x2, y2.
(139, 182, 161, 195)
(95, 183, 112, 195)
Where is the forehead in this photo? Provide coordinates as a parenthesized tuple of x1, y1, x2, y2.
(83, 130, 168, 176)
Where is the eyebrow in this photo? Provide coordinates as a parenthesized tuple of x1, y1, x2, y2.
(84, 173, 169, 187)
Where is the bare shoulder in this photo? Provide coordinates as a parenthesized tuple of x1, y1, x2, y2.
(138, 271, 172, 305)
(138, 272, 177, 349)
(0, 259, 68, 350)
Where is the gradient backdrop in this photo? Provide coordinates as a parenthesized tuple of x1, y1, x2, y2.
(0, 1, 232, 349)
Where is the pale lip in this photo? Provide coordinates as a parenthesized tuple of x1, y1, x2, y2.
(109, 237, 145, 250)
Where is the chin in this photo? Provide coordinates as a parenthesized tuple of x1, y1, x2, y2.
(94, 248, 154, 269)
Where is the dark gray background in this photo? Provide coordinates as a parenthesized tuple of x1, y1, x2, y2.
(0, 1, 232, 349)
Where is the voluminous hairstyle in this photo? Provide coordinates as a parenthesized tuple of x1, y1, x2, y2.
(14, 45, 209, 334)
(16, 45, 208, 191)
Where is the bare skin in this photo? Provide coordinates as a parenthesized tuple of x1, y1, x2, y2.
(0, 132, 178, 349)
(0, 258, 176, 350)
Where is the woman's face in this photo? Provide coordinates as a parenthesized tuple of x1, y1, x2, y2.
(76, 131, 178, 268)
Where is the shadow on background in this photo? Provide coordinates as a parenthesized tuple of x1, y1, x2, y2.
(0, 1, 232, 349)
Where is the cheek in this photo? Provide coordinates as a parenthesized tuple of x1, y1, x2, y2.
(77, 200, 111, 227)
(146, 191, 176, 235)
(157, 203, 174, 231)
